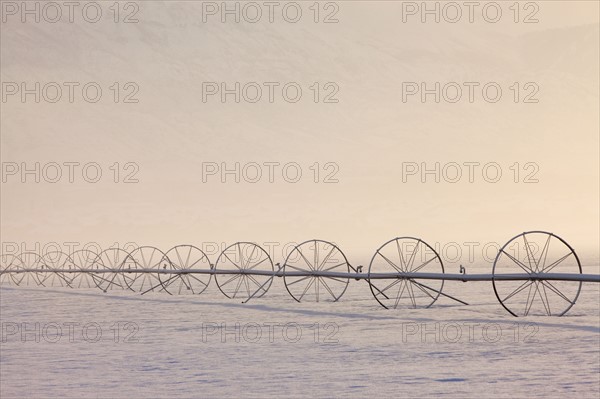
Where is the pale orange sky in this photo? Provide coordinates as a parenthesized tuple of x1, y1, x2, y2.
(1, 1, 598, 266)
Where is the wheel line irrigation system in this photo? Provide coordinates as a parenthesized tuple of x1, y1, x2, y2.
(1, 231, 598, 317)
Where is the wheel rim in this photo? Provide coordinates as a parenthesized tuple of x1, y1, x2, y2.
(123, 246, 170, 293)
(368, 237, 444, 309)
(283, 240, 350, 302)
(215, 242, 274, 300)
(492, 231, 582, 317)
(92, 248, 131, 292)
(67, 250, 99, 289)
(162, 245, 212, 295)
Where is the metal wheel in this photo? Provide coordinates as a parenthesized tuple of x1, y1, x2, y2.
(368, 237, 444, 309)
(214, 242, 274, 300)
(67, 250, 99, 289)
(41, 251, 72, 288)
(162, 245, 212, 295)
(283, 240, 350, 302)
(92, 248, 131, 292)
(493, 231, 582, 317)
(123, 246, 170, 293)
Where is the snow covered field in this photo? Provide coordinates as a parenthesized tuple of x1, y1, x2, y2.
(2, 1, 599, 397)
(1, 270, 598, 398)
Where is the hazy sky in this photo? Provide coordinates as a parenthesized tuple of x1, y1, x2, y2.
(1, 1, 598, 266)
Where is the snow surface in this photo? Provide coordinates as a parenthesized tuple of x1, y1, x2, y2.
(1, 270, 598, 398)
(1, 1, 599, 397)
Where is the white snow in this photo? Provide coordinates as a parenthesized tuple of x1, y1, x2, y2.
(1, 271, 598, 398)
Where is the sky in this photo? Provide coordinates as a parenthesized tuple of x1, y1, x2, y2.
(1, 0, 598, 267)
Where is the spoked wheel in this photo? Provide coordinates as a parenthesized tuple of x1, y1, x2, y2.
(92, 248, 131, 292)
(162, 245, 212, 295)
(15, 252, 46, 286)
(124, 246, 170, 293)
(41, 251, 72, 288)
(214, 242, 274, 300)
(493, 231, 582, 317)
(368, 237, 444, 309)
(0, 254, 21, 286)
(283, 240, 350, 302)
(67, 250, 99, 289)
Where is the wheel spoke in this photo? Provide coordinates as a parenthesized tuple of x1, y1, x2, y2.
(407, 281, 417, 308)
(177, 278, 185, 294)
(246, 256, 269, 271)
(321, 262, 347, 272)
(231, 274, 245, 298)
(297, 247, 315, 271)
(410, 256, 437, 273)
(316, 246, 336, 271)
(394, 280, 408, 309)
(536, 234, 552, 272)
(541, 252, 572, 274)
(223, 251, 242, 270)
(378, 278, 402, 297)
(318, 277, 338, 301)
(244, 245, 257, 269)
(187, 254, 208, 269)
(175, 248, 185, 268)
(139, 249, 149, 268)
(370, 282, 390, 300)
(406, 240, 420, 271)
(541, 280, 576, 305)
(538, 281, 551, 316)
(286, 275, 313, 286)
(524, 282, 536, 316)
(395, 239, 406, 271)
(502, 280, 534, 303)
(188, 274, 208, 288)
(238, 243, 244, 270)
(314, 240, 319, 273)
(243, 276, 251, 298)
(247, 274, 268, 293)
(286, 263, 312, 273)
(378, 251, 403, 273)
(501, 249, 533, 274)
(323, 275, 348, 284)
(523, 234, 537, 272)
(220, 273, 241, 287)
(411, 280, 436, 300)
(298, 277, 316, 301)
(185, 246, 193, 267)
